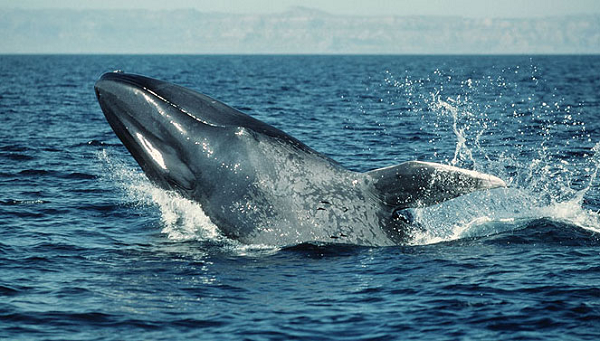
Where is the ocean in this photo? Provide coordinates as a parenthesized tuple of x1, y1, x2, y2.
(1, 55, 599, 340)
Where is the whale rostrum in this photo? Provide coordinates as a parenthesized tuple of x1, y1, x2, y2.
(95, 72, 506, 246)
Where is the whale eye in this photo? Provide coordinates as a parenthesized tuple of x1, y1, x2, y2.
(393, 209, 415, 225)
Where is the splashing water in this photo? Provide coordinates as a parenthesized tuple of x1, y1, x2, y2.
(382, 69, 600, 245)
(97, 150, 222, 242)
(98, 150, 283, 254)
(430, 96, 479, 168)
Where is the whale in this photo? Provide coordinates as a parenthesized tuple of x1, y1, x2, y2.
(94, 72, 506, 246)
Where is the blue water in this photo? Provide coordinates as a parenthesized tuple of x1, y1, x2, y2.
(1, 55, 600, 340)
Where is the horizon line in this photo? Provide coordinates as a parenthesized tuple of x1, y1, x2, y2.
(2, 53, 600, 56)
(1, 6, 599, 19)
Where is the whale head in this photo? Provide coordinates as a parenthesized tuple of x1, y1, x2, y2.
(94, 72, 301, 196)
(95, 72, 214, 196)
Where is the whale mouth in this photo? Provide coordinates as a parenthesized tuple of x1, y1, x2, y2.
(94, 72, 197, 193)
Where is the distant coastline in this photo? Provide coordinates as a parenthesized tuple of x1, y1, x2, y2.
(1, 8, 599, 54)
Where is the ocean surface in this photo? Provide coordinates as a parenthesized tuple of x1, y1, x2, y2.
(1, 55, 600, 340)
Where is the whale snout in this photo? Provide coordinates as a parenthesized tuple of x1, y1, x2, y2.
(94, 72, 199, 193)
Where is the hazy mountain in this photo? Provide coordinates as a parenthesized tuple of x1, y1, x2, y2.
(1, 7, 599, 54)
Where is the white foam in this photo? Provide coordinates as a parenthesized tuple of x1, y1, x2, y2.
(399, 90, 600, 245)
(408, 187, 600, 246)
(96, 150, 223, 242)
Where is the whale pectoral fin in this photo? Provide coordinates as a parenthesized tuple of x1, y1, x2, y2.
(367, 161, 506, 209)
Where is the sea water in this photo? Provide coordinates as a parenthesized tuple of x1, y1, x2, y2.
(1, 55, 599, 340)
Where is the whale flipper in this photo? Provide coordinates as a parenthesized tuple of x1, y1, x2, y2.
(368, 161, 506, 209)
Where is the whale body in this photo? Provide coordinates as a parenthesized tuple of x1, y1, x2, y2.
(94, 72, 505, 246)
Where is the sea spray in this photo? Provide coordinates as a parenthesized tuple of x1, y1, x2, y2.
(382, 66, 600, 244)
(96, 149, 222, 242)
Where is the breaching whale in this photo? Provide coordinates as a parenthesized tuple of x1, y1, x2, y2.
(94, 72, 506, 246)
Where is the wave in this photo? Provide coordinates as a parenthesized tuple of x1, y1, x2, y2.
(407, 187, 600, 246)
(476, 218, 600, 247)
(0, 152, 35, 161)
(0, 199, 50, 206)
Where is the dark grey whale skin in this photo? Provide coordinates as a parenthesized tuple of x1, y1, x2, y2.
(94, 72, 505, 246)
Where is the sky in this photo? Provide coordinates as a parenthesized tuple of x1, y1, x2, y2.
(2, 0, 600, 18)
